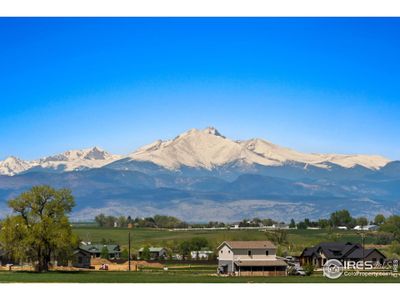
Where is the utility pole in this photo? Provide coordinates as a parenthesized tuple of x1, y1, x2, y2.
(362, 232, 365, 270)
(128, 231, 131, 271)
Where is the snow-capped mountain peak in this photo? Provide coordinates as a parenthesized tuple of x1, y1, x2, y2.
(0, 127, 392, 176)
(34, 147, 121, 172)
(39, 147, 115, 163)
(202, 126, 225, 137)
(127, 127, 390, 171)
(129, 127, 242, 169)
(0, 156, 32, 176)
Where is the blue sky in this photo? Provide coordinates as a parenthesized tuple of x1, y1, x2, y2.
(0, 18, 399, 160)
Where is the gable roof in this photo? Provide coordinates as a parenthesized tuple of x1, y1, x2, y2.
(300, 242, 386, 260)
(80, 244, 120, 254)
(218, 241, 277, 250)
(73, 248, 92, 256)
(346, 248, 386, 259)
(138, 247, 166, 252)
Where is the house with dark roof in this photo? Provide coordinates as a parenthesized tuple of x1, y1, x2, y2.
(138, 247, 167, 260)
(79, 244, 121, 259)
(72, 248, 92, 268)
(299, 242, 386, 268)
(217, 241, 287, 276)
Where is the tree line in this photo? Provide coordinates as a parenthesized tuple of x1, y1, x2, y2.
(94, 214, 189, 228)
(288, 209, 389, 230)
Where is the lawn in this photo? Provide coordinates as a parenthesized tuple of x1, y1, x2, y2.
(1, 270, 400, 283)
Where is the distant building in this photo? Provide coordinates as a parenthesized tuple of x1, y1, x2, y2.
(270, 223, 290, 230)
(299, 242, 386, 268)
(354, 225, 379, 231)
(79, 244, 121, 259)
(217, 241, 287, 276)
(337, 226, 348, 230)
(138, 247, 168, 260)
(190, 249, 214, 260)
(72, 248, 92, 268)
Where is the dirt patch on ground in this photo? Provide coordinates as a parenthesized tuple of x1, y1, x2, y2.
(90, 258, 163, 271)
(0, 259, 164, 272)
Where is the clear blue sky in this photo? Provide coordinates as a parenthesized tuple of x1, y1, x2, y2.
(1, 18, 399, 160)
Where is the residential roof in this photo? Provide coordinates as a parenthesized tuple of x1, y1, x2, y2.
(234, 259, 287, 267)
(73, 248, 91, 256)
(346, 248, 386, 259)
(300, 242, 386, 260)
(80, 244, 120, 254)
(220, 241, 277, 250)
(138, 247, 166, 252)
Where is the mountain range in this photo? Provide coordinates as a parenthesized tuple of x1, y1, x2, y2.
(1, 127, 399, 222)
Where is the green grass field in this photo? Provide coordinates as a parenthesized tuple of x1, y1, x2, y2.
(1, 270, 400, 283)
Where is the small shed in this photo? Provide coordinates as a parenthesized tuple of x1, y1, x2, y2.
(72, 248, 92, 269)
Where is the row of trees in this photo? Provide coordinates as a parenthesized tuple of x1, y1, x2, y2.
(288, 210, 388, 230)
(94, 214, 189, 228)
(93, 210, 393, 231)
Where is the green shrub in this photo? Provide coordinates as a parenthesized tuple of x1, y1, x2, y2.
(303, 263, 315, 276)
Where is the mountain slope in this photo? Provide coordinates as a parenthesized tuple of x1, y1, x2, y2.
(117, 127, 390, 172)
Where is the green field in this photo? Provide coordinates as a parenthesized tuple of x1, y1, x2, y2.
(71, 226, 387, 256)
(1, 270, 400, 283)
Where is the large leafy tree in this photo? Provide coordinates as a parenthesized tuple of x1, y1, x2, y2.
(330, 209, 355, 227)
(0, 186, 78, 272)
(380, 215, 400, 241)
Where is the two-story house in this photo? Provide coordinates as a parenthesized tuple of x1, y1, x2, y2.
(217, 241, 287, 276)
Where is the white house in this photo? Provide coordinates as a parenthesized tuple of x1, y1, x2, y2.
(354, 224, 379, 231)
(217, 241, 287, 276)
(190, 249, 214, 260)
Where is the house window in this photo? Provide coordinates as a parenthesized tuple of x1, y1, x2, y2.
(228, 250, 230, 253)
(220, 250, 223, 254)
(248, 250, 252, 256)
(266, 251, 269, 256)
(78, 257, 83, 264)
